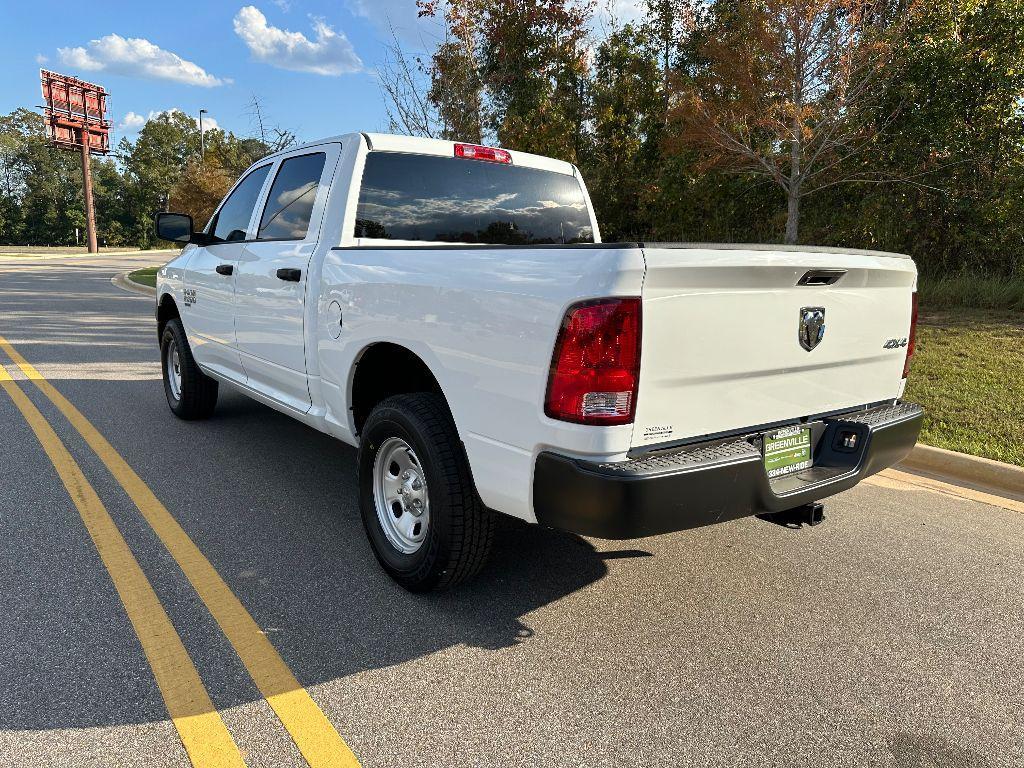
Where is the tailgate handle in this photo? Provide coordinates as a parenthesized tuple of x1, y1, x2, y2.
(798, 269, 846, 286)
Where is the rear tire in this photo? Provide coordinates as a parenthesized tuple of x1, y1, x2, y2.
(358, 393, 494, 592)
(160, 318, 218, 420)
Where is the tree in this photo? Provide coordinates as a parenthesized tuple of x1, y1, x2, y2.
(92, 157, 133, 246)
(0, 109, 84, 245)
(169, 131, 275, 228)
(425, 3, 485, 142)
(480, 0, 594, 159)
(668, 0, 905, 243)
(585, 23, 665, 238)
(4, 1, 1024, 276)
(418, 0, 594, 159)
(643, 0, 696, 121)
(119, 110, 201, 246)
(0, 103, 295, 249)
(168, 159, 233, 230)
(852, 0, 1024, 273)
(118, 110, 287, 247)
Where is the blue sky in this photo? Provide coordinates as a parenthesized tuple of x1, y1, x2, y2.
(0, 0, 443, 144)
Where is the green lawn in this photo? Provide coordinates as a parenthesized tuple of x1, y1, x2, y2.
(905, 309, 1024, 466)
(128, 266, 159, 288)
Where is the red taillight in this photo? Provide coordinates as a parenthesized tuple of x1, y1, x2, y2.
(545, 298, 642, 426)
(903, 291, 918, 378)
(454, 143, 512, 164)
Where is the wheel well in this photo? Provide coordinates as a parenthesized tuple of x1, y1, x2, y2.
(351, 343, 446, 435)
(157, 294, 180, 340)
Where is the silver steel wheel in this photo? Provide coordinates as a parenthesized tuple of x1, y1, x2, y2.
(166, 338, 182, 402)
(373, 437, 429, 554)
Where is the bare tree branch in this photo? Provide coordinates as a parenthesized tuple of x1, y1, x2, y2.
(378, 25, 441, 138)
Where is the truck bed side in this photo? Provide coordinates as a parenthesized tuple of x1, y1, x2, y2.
(315, 244, 646, 520)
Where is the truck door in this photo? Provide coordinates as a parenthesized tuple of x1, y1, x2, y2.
(234, 146, 337, 412)
(183, 163, 272, 381)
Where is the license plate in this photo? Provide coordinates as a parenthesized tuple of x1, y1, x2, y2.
(763, 427, 812, 478)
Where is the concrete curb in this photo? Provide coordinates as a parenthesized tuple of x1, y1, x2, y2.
(898, 444, 1024, 499)
(2, 248, 179, 262)
(112, 271, 156, 297)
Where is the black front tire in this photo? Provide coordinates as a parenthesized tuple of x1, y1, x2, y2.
(160, 318, 218, 420)
(358, 393, 494, 592)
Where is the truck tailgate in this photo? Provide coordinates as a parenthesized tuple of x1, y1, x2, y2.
(632, 245, 917, 449)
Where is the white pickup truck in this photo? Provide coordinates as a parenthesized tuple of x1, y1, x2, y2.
(154, 133, 923, 591)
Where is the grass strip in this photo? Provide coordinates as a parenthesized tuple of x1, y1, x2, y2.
(128, 266, 160, 288)
(905, 309, 1024, 467)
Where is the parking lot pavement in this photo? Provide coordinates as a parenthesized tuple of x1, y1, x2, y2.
(1, 251, 1022, 768)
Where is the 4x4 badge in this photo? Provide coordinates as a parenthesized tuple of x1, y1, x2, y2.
(799, 307, 825, 351)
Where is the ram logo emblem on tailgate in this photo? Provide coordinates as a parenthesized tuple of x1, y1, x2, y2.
(799, 307, 826, 351)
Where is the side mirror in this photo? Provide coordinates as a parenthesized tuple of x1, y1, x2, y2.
(155, 212, 209, 245)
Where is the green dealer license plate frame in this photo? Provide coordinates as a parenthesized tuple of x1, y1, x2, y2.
(763, 426, 813, 478)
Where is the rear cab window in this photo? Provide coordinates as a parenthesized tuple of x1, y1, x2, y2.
(354, 152, 594, 245)
(257, 152, 327, 241)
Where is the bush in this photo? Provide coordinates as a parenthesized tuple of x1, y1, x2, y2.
(917, 272, 1024, 312)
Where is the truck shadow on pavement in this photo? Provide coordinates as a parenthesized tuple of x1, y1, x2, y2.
(2, 380, 614, 731)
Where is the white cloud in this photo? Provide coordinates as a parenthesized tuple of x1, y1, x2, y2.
(119, 109, 220, 134)
(604, 0, 646, 23)
(57, 34, 226, 87)
(345, 0, 441, 44)
(197, 114, 220, 132)
(35, 53, 49, 65)
(233, 6, 362, 75)
(346, 0, 414, 25)
(120, 111, 147, 131)
(273, 0, 291, 10)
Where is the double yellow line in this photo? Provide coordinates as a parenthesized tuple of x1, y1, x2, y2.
(0, 334, 359, 768)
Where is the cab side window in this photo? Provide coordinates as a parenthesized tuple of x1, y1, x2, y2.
(257, 153, 327, 241)
(208, 164, 272, 243)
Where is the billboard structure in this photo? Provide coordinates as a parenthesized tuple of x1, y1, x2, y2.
(40, 70, 112, 253)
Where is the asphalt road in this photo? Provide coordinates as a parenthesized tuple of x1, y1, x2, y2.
(0, 251, 1021, 768)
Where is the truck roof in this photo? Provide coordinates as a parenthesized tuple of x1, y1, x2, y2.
(259, 132, 579, 176)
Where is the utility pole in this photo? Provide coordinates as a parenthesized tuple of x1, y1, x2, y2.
(80, 127, 98, 253)
(199, 109, 208, 162)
